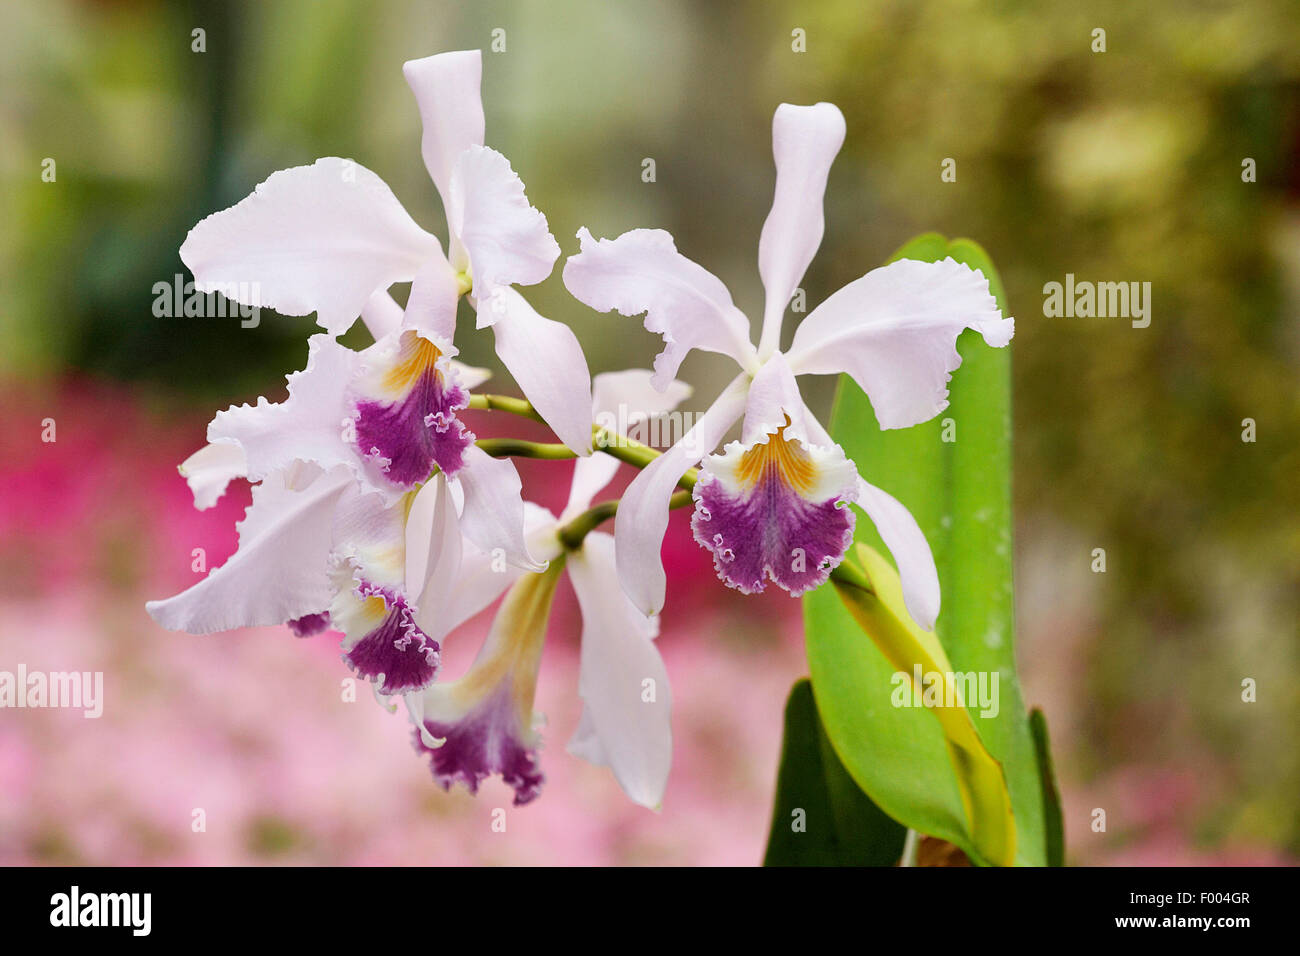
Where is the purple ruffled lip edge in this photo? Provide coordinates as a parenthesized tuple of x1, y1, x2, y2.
(341, 584, 441, 696)
(690, 467, 856, 597)
(412, 688, 545, 807)
(351, 364, 475, 489)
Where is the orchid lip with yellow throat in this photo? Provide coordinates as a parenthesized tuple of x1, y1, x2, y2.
(692, 417, 858, 597)
(351, 329, 474, 488)
(332, 579, 440, 696)
(412, 560, 564, 806)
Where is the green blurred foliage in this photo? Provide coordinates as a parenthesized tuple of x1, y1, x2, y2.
(1, 0, 1296, 860)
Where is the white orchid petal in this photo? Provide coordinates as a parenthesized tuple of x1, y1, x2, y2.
(448, 146, 560, 292)
(739, 352, 810, 445)
(592, 369, 693, 425)
(328, 484, 410, 596)
(360, 289, 403, 340)
(414, 527, 539, 647)
(756, 103, 846, 357)
(401, 476, 463, 645)
(561, 456, 621, 524)
(786, 257, 1014, 430)
(179, 158, 441, 336)
(448, 360, 491, 390)
(178, 440, 247, 511)
(854, 475, 941, 631)
(455, 446, 545, 572)
(146, 466, 354, 634)
(400, 254, 462, 351)
(563, 228, 758, 388)
(615, 377, 749, 615)
(207, 334, 358, 482)
(567, 532, 672, 809)
(414, 501, 555, 641)
(487, 287, 593, 456)
(403, 50, 485, 204)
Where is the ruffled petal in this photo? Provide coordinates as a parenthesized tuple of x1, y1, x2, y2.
(329, 483, 413, 591)
(331, 579, 440, 695)
(178, 440, 246, 511)
(326, 485, 443, 693)
(402, 50, 485, 208)
(567, 532, 672, 809)
(448, 146, 560, 293)
(485, 287, 593, 456)
(179, 157, 441, 335)
(146, 465, 354, 634)
(412, 562, 564, 805)
(207, 334, 360, 482)
(692, 416, 858, 597)
(350, 329, 475, 486)
(563, 228, 758, 388)
(614, 377, 749, 615)
(785, 257, 1014, 430)
(757, 103, 846, 357)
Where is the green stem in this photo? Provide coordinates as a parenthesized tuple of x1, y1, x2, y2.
(474, 437, 576, 460)
(467, 393, 547, 423)
(557, 490, 692, 550)
(468, 393, 864, 575)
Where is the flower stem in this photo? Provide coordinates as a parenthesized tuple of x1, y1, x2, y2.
(468, 393, 865, 581)
(556, 490, 693, 551)
(474, 437, 576, 460)
(467, 393, 547, 424)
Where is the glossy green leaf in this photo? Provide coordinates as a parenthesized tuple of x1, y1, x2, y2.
(830, 543, 1015, 865)
(763, 678, 907, 866)
(805, 233, 1047, 865)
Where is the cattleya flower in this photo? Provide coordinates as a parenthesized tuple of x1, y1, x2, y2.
(405, 371, 686, 808)
(179, 48, 593, 456)
(564, 102, 1015, 630)
(146, 419, 542, 697)
(147, 49, 594, 701)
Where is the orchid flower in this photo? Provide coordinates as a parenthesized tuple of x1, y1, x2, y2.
(147, 49, 595, 700)
(563, 102, 1014, 630)
(145, 421, 538, 698)
(178, 48, 593, 456)
(405, 371, 688, 808)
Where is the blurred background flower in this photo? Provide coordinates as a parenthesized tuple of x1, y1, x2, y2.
(0, 0, 1296, 864)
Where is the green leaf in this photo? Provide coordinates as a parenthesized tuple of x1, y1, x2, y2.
(1030, 708, 1066, 866)
(830, 543, 1016, 865)
(763, 678, 907, 866)
(804, 233, 1048, 865)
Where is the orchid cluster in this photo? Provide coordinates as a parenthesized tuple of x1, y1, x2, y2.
(148, 50, 1013, 811)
